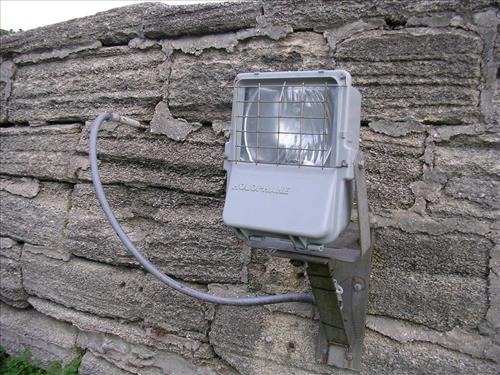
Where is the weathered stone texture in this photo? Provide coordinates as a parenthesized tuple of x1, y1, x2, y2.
(0, 237, 28, 307)
(361, 125, 425, 210)
(29, 297, 212, 361)
(0, 1, 498, 373)
(78, 330, 223, 375)
(0, 124, 81, 181)
(362, 330, 500, 375)
(247, 250, 310, 296)
(261, 0, 498, 31)
(433, 137, 500, 179)
(0, 303, 78, 367)
(0, 3, 152, 55)
(0, 176, 40, 198)
(373, 228, 491, 277)
(8, 46, 165, 124)
(428, 134, 500, 221)
(494, 61, 500, 122)
(22, 251, 210, 339)
(427, 175, 500, 220)
(75, 121, 226, 195)
(64, 183, 248, 283)
(143, 1, 261, 38)
(367, 315, 500, 364)
(210, 304, 329, 374)
(168, 32, 334, 122)
(370, 225, 492, 330)
(336, 28, 482, 123)
(0, 180, 72, 260)
(369, 268, 487, 331)
(80, 352, 133, 375)
(210, 303, 500, 375)
(0, 59, 15, 122)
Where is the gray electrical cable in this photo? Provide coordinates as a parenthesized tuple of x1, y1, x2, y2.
(89, 112, 315, 305)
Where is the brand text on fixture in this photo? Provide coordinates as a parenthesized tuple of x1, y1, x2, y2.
(232, 184, 291, 195)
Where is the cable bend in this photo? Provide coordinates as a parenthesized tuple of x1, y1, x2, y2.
(89, 112, 315, 305)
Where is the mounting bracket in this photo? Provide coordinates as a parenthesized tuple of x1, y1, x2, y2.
(248, 152, 373, 371)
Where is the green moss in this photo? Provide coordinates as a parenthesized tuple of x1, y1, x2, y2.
(65, 194, 73, 212)
(246, 282, 258, 293)
(0, 347, 82, 375)
(151, 323, 169, 337)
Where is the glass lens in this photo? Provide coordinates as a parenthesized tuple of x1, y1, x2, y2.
(239, 83, 333, 166)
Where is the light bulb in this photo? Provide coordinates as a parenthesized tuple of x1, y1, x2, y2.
(239, 83, 333, 167)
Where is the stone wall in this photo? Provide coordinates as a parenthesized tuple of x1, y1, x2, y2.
(0, 1, 499, 374)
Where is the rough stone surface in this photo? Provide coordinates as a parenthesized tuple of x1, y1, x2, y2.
(366, 315, 500, 363)
(75, 121, 226, 195)
(433, 137, 500, 179)
(373, 228, 491, 277)
(29, 297, 212, 360)
(0, 59, 15, 122)
(22, 250, 210, 340)
(150, 101, 202, 140)
(0, 124, 82, 181)
(337, 28, 482, 123)
(64, 183, 248, 283)
(168, 32, 334, 122)
(79, 352, 133, 375)
(260, 0, 498, 31)
(0, 176, 40, 198)
(78, 330, 225, 375)
(143, 1, 261, 38)
(362, 330, 499, 375)
(0, 303, 78, 367)
(0, 237, 28, 307)
(210, 299, 500, 375)
(8, 46, 165, 123)
(369, 268, 487, 331)
(0, 1, 498, 373)
(0, 181, 72, 260)
(361, 125, 425, 210)
(0, 3, 152, 55)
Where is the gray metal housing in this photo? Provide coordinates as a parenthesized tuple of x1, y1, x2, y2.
(223, 70, 361, 249)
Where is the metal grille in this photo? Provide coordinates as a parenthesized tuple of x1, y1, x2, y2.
(232, 82, 335, 168)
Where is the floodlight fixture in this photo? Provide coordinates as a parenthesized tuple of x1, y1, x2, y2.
(89, 70, 372, 372)
(223, 70, 373, 370)
(223, 70, 360, 251)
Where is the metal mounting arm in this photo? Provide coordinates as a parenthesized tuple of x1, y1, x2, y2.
(253, 152, 373, 371)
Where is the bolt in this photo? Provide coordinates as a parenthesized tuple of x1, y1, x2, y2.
(265, 336, 273, 344)
(341, 160, 348, 167)
(353, 283, 363, 291)
(345, 352, 353, 361)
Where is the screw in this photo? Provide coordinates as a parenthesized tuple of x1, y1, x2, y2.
(341, 160, 348, 167)
(265, 336, 273, 344)
(353, 283, 363, 291)
(345, 352, 353, 361)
